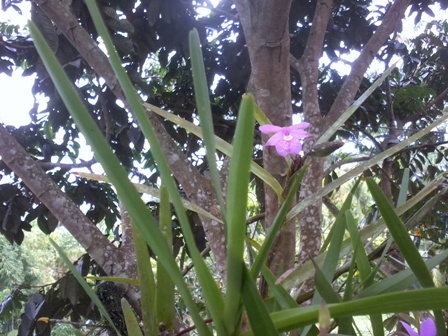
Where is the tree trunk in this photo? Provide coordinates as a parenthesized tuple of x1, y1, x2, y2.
(233, 0, 295, 292)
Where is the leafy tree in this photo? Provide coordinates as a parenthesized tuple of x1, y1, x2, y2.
(1, 0, 448, 334)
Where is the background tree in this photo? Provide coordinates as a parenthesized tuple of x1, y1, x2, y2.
(1, 0, 448, 333)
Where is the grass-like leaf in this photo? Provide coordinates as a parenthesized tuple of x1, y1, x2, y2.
(29, 18, 213, 335)
(157, 185, 175, 329)
(250, 163, 309, 278)
(79, 2, 226, 332)
(121, 298, 144, 336)
(286, 113, 448, 225)
(366, 177, 446, 335)
(241, 266, 279, 335)
(358, 250, 448, 298)
(316, 61, 399, 145)
(241, 287, 448, 335)
(144, 102, 284, 198)
(224, 93, 255, 333)
(74, 172, 223, 224)
(189, 28, 227, 220)
(49, 238, 121, 336)
(281, 173, 446, 290)
(131, 215, 157, 336)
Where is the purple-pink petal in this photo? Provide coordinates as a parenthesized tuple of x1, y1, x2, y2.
(420, 318, 436, 336)
(401, 321, 420, 336)
(289, 128, 312, 139)
(289, 122, 310, 130)
(259, 124, 283, 134)
(265, 132, 284, 146)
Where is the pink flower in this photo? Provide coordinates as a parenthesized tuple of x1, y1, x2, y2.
(259, 123, 311, 157)
(401, 318, 436, 336)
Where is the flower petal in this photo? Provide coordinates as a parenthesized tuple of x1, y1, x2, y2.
(286, 136, 303, 155)
(289, 122, 310, 130)
(265, 132, 284, 146)
(420, 318, 436, 336)
(401, 321, 420, 336)
(290, 129, 312, 140)
(275, 140, 291, 156)
(259, 124, 284, 134)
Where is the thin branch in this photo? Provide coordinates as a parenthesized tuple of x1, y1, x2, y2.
(324, 156, 371, 176)
(403, 86, 448, 124)
(176, 318, 213, 336)
(181, 246, 211, 276)
(325, 0, 412, 127)
(38, 158, 96, 171)
(345, 124, 383, 152)
(32, 0, 227, 275)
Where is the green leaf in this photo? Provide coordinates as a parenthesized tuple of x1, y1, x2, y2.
(132, 215, 157, 336)
(189, 28, 227, 220)
(157, 185, 175, 329)
(224, 93, 255, 333)
(316, 61, 399, 145)
(29, 17, 214, 336)
(121, 298, 144, 336)
(286, 113, 448, 226)
(366, 178, 446, 335)
(145, 102, 284, 199)
(358, 250, 448, 298)
(242, 288, 448, 335)
(49, 238, 121, 336)
(241, 266, 279, 335)
(281, 174, 446, 290)
(250, 163, 309, 279)
(74, 172, 223, 224)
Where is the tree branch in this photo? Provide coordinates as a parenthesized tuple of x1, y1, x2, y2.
(325, 0, 412, 126)
(403, 86, 448, 124)
(0, 124, 121, 275)
(32, 0, 227, 276)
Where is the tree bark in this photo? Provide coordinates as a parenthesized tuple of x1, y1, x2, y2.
(32, 0, 227, 277)
(233, 0, 294, 293)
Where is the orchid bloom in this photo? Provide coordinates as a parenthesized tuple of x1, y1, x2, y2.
(401, 318, 436, 336)
(259, 122, 311, 157)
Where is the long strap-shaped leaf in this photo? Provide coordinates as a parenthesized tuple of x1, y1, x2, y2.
(241, 287, 448, 335)
(281, 173, 445, 290)
(286, 111, 448, 224)
(366, 178, 446, 335)
(29, 18, 215, 335)
(83, 2, 226, 333)
(145, 102, 284, 199)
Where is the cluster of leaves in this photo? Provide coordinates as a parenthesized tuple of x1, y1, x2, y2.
(2, 0, 448, 335)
